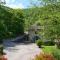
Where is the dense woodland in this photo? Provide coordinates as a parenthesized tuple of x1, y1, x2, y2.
(0, 5, 24, 40)
(24, 2, 60, 41)
(0, 0, 60, 41)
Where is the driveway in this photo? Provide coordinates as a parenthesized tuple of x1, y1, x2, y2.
(4, 43, 42, 60)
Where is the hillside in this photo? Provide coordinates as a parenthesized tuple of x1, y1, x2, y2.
(0, 3, 60, 40)
(24, 3, 60, 40)
(24, 3, 60, 30)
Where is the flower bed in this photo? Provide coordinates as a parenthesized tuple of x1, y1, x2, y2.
(33, 53, 56, 60)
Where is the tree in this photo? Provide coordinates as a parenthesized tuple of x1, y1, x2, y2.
(9, 9, 24, 35)
(24, 7, 41, 31)
(39, 3, 60, 41)
(0, 0, 6, 5)
(0, 6, 24, 40)
(28, 0, 60, 41)
(33, 0, 60, 6)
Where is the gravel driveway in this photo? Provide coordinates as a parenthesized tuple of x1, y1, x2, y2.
(4, 43, 42, 60)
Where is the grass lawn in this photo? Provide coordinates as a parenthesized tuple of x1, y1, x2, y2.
(42, 46, 60, 53)
(42, 46, 56, 53)
(42, 45, 60, 60)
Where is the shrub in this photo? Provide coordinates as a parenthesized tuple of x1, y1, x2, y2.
(33, 53, 55, 60)
(44, 40, 55, 46)
(36, 40, 43, 48)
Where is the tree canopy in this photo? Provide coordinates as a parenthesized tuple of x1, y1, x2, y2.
(24, 1, 60, 41)
(0, 5, 24, 40)
(0, 0, 60, 41)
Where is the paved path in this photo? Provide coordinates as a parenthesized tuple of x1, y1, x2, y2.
(4, 43, 42, 60)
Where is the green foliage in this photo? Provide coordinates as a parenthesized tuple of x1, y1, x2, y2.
(24, 3, 60, 41)
(0, 1, 60, 42)
(36, 4, 60, 41)
(36, 40, 43, 48)
(44, 41, 55, 46)
(23, 7, 41, 30)
(43, 46, 60, 60)
(52, 49, 60, 60)
(0, 6, 24, 40)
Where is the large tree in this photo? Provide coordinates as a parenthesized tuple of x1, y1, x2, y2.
(0, 0, 6, 5)
(0, 6, 24, 40)
(33, 0, 60, 5)
(27, 0, 60, 41)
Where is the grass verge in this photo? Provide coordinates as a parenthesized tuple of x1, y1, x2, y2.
(42, 46, 60, 60)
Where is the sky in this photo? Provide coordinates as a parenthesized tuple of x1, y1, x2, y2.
(4, 0, 41, 9)
(5, 0, 30, 9)
(5, 0, 33, 9)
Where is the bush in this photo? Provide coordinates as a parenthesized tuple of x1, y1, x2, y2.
(36, 40, 43, 48)
(33, 53, 55, 60)
(44, 40, 55, 46)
